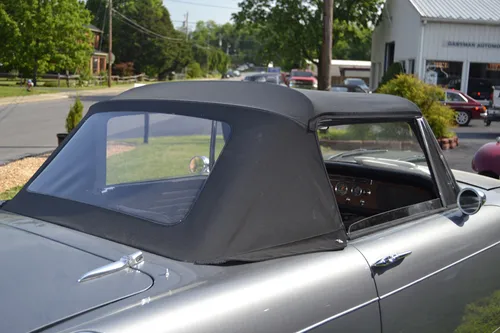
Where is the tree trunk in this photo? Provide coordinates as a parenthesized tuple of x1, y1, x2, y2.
(318, 0, 334, 91)
(33, 59, 38, 87)
(65, 70, 70, 88)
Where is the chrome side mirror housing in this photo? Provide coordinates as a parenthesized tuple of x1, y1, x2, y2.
(189, 156, 210, 174)
(457, 187, 486, 215)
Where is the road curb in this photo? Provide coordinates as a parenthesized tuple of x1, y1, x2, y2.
(0, 149, 54, 167)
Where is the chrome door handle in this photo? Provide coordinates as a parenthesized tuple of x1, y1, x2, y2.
(371, 251, 412, 268)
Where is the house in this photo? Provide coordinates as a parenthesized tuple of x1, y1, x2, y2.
(306, 59, 372, 85)
(86, 24, 109, 75)
(370, 0, 500, 100)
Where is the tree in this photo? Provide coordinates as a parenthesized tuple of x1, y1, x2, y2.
(86, 0, 192, 80)
(233, 0, 382, 72)
(0, 0, 94, 85)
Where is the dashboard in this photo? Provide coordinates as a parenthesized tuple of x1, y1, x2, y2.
(329, 174, 434, 214)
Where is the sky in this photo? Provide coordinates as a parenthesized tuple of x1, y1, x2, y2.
(163, 0, 239, 27)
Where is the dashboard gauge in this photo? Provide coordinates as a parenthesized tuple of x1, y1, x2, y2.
(351, 186, 363, 196)
(335, 182, 349, 196)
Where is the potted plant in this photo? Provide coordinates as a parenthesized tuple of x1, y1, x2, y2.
(57, 96, 83, 145)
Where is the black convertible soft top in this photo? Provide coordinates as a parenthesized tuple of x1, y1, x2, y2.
(3, 81, 423, 264)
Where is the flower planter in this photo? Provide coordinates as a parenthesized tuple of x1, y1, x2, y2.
(57, 133, 68, 146)
(437, 136, 459, 150)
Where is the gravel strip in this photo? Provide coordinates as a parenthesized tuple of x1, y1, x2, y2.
(0, 143, 135, 193)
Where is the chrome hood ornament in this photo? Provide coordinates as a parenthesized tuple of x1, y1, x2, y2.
(78, 251, 144, 283)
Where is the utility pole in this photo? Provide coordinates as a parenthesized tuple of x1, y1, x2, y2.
(185, 12, 189, 39)
(107, 0, 112, 87)
(318, 0, 333, 90)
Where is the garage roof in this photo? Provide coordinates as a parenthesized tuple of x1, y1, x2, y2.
(409, 0, 500, 23)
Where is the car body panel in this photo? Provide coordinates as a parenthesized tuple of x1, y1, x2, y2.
(0, 211, 153, 333)
(352, 203, 500, 332)
(452, 168, 500, 190)
(48, 247, 379, 333)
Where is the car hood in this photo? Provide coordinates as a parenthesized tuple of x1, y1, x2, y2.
(0, 211, 153, 333)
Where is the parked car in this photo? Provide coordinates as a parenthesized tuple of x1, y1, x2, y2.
(242, 73, 287, 86)
(483, 85, 500, 126)
(331, 84, 370, 93)
(2, 81, 500, 333)
(441, 89, 487, 126)
(468, 78, 494, 101)
(343, 78, 370, 92)
(288, 69, 318, 89)
(471, 137, 500, 179)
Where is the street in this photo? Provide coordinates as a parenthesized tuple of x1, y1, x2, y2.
(0, 94, 112, 164)
(1, 88, 499, 173)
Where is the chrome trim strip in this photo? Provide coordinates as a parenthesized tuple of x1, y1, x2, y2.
(380, 239, 500, 299)
(295, 297, 379, 333)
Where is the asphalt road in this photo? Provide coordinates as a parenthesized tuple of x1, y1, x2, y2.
(0, 94, 112, 164)
(1, 82, 499, 172)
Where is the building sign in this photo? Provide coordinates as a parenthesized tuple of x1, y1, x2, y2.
(487, 63, 500, 71)
(445, 41, 500, 49)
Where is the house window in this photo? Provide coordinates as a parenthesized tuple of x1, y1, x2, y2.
(399, 61, 406, 73)
(408, 59, 415, 74)
(92, 57, 99, 74)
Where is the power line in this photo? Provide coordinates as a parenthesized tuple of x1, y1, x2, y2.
(113, 9, 186, 41)
(164, 0, 238, 10)
(112, 9, 213, 50)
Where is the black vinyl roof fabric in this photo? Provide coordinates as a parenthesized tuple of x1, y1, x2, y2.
(113, 81, 422, 127)
(4, 81, 423, 265)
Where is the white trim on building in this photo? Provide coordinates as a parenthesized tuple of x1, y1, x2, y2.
(371, 0, 500, 98)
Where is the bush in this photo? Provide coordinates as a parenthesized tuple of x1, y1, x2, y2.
(66, 96, 83, 133)
(378, 62, 404, 88)
(187, 62, 203, 79)
(377, 74, 456, 138)
(43, 81, 59, 87)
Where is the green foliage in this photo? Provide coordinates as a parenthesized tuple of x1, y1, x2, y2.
(233, 0, 383, 69)
(66, 96, 84, 133)
(86, 0, 192, 80)
(43, 81, 59, 88)
(186, 62, 203, 78)
(0, 0, 93, 83)
(378, 62, 404, 87)
(332, 21, 373, 60)
(377, 74, 456, 138)
(318, 123, 413, 141)
(455, 290, 500, 333)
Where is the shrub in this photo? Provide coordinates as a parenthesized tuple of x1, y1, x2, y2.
(378, 62, 404, 88)
(66, 96, 83, 133)
(43, 81, 59, 87)
(377, 74, 456, 138)
(187, 62, 203, 79)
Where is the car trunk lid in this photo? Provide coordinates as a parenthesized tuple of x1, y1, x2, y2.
(0, 217, 153, 333)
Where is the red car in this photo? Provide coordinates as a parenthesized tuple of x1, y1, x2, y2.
(471, 137, 500, 179)
(442, 89, 487, 126)
(287, 69, 318, 90)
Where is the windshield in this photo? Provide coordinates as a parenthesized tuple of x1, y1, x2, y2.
(27, 112, 231, 225)
(318, 122, 430, 175)
(345, 78, 368, 88)
(291, 71, 314, 77)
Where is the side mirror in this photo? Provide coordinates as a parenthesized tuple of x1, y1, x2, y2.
(457, 187, 486, 215)
(189, 156, 210, 174)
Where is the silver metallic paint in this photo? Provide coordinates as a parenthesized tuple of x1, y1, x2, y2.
(0, 213, 153, 333)
(352, 204, 500, 332)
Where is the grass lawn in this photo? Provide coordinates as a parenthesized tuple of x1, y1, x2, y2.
(0, 185, 23, 200)
(0, 86, 55, 98)
(106, 135, 225, 185)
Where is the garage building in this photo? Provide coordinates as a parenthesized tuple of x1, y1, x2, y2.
(370, 0, 500, 102)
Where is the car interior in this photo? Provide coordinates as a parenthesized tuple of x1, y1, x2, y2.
(324, 161, 441, 234)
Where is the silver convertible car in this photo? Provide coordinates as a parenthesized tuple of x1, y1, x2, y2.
(2, 81, 500, 333)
